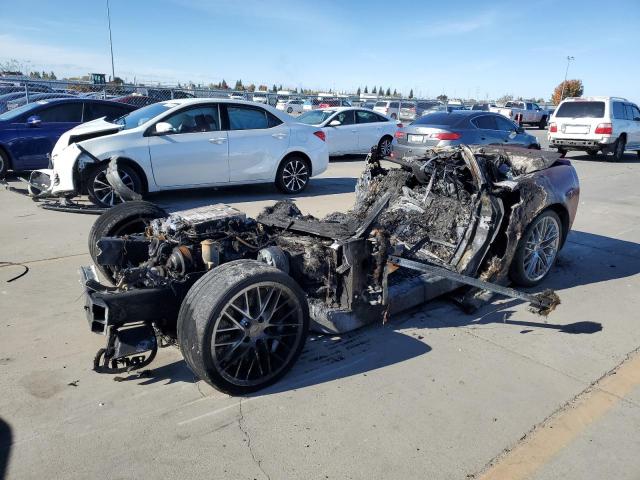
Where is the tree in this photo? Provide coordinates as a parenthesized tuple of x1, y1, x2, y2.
(408, 89, 413, 99)
(29, 71, 41, 79)
(436, 94, 448, 103)
(356, 87, 361, 96)
(385, 87, 391, 96)
(247, 83, 256, 92)
(379, 86, 384, 96)
(372, 86, 377, 94)
(49, 71, 57, 80)
(234, 79, 244, 90)
(220, 79, 229, 89)
(278, 84, 283, 91)
(552, 79, 583, 104)
(364, 86, 368, 94)
(272, 84, 278, 92)
(497, 94, 513, 104)
(258, 84, 268, 91)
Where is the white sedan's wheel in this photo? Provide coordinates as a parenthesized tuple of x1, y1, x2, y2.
(276, 157, 309, 194)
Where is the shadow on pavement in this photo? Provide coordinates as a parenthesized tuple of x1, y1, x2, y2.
(0, 417, 11, 480)
(150, 176, 357, 211)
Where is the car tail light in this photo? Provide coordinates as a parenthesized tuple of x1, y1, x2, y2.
(397, 123, 403, 128)
(313, 131, 326, 141)
(549, 122, 557, 132)
(394, 130, 405, 139)
(594, 123, 612, 134)
(432, 132, 461, 140)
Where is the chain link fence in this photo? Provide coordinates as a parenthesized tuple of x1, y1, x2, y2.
(0, 76, 432, 117)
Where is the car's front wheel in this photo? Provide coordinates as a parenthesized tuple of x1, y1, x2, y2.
(607, 136, 626, 162)
(177, 260, 309, 394)
(510, 210, 562, 287)
(86, 163, 143, 208)
(275, 156, 310, 194)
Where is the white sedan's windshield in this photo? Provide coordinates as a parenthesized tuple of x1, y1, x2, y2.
(115, 102, 176, 129)
(296, 110, 335, 125)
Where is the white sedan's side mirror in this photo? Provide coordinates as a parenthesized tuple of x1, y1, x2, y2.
(329, 119, 342, 127)
(154, 122, 175, 134)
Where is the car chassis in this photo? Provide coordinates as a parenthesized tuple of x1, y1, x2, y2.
(80, 145, 578, 394)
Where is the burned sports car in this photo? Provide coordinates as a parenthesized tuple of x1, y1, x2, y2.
(81, 145, 579, 394)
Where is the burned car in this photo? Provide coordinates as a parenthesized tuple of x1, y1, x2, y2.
(81, 145, 579, 394)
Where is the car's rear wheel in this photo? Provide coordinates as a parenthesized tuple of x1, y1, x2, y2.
(88, 200, 167, 284)
(0, 149, 9, 179)
(276, 156, 310, 194)
(608, 136, 626, 162)
(286, 107, 293, 113)
(177, 260, 309, 395)
(86, 163, 143, 208)
(557, 148, 567, 157)
(390, 113, 397, 120)
(510, 210, 562, 287)
(538, 116, 547, 129)
(587, 148, 600, 158)
(378, 136, 393, 156)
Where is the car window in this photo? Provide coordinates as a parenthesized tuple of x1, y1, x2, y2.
(374, 101, 387, 107)
(356, 110, 380, 124)
(624, 104, 637, 121)
(412, 113, 465, 126)
(83, 102, 131, 122)
(163, 105, 220, 133)
(472, 115, 498, 130)
(297, 110, 335, 125)
(37, 103, 83, 122)
(495, 115, 517, 131)
(334, 110, 355, 125)
(533, 103, 540, 110)
(228, 105, 270, 130)
(612, 102, 626, 119)
(526, 103, 533, 110)
(374, 113, 388, 122)
(631, 105, 640, 121)
(555, 101, 605, 118)
(389, 101, 399, 108)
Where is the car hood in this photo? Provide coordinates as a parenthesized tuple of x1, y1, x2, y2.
(51, 118, 122, 157)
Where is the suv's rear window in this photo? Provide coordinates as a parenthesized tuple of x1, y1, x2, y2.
(375, 101, 387, 107)
(412, 112, 465, 126)
(555, 101, 605, 118)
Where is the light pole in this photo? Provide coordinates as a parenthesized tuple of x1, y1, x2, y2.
(106, 0, 115, 81)
(559, 55, 574, 102)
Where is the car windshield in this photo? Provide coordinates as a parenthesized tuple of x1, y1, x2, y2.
(114, 102, 175, 129)
(374, 101, 387, 107)
(411, 112, 465, 126)
(0, 102, 40, 121)
(555, 101, 605, 118)
(296, 110, 335, 125)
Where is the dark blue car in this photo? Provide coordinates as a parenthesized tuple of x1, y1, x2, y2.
(0, 98, 135, 176)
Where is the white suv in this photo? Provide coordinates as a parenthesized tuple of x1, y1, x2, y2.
(548, 96, 640, 161)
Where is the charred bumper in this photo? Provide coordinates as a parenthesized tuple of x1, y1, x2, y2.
(79, 265, 180, 334)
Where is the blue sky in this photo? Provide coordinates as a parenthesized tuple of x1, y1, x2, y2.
(0, 0, 638, 102)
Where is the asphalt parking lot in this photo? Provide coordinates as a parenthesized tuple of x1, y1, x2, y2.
(2, 130, 640, 479)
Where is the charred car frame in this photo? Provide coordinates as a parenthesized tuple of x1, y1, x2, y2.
(81, 145, 579, 394)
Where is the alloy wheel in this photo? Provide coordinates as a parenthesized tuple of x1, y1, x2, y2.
(379, 138, 392, 156)
(282, 159, 309, 192)
(522, 215, 560, 282)
(92, 169, 135, 207)
(210, 282, 305, 387)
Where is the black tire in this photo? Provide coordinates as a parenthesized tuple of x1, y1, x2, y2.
(557, 148, 567, 157)
(275, 156, 310, 194)
(538, 116, 547, 130)
(608, 136, 626, 162)
(510, 210, 562, 287)
(286, 107, 293, 114)
(177, 260, 309, 395)
(86, 163, 143, 208)
(0, 149, 9, 178)
(88, 200, 167, 284)
(390, 113, 397, 120)
(587, 148, 600, 158)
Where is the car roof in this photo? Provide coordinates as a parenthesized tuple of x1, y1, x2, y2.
(561, 96, 628, 102)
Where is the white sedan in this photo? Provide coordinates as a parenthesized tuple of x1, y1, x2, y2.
(276, 99, 304, 115)
(296, 107, 399, 156)
(35, 99, 329, 207)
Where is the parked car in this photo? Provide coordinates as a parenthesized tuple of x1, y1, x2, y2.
(31, 99, 329, 206)
(373, 100, 402, 119)
(548, 96, 640, 161)
(491, 101, 549, 129)
(276, 99, 304, 114)
(471, 103, 496, 111)
(0, 98, 136, 176)
(296, 107, 399, 156)
(5, 92, 77, 111)
(360, 101, 376, 110)
(303, 98, 351, 111)
(415, 100, 443, 116)
(0, 84, 52, 96)
(0, 92, 35, 113)
(392, 111, 539, 159)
